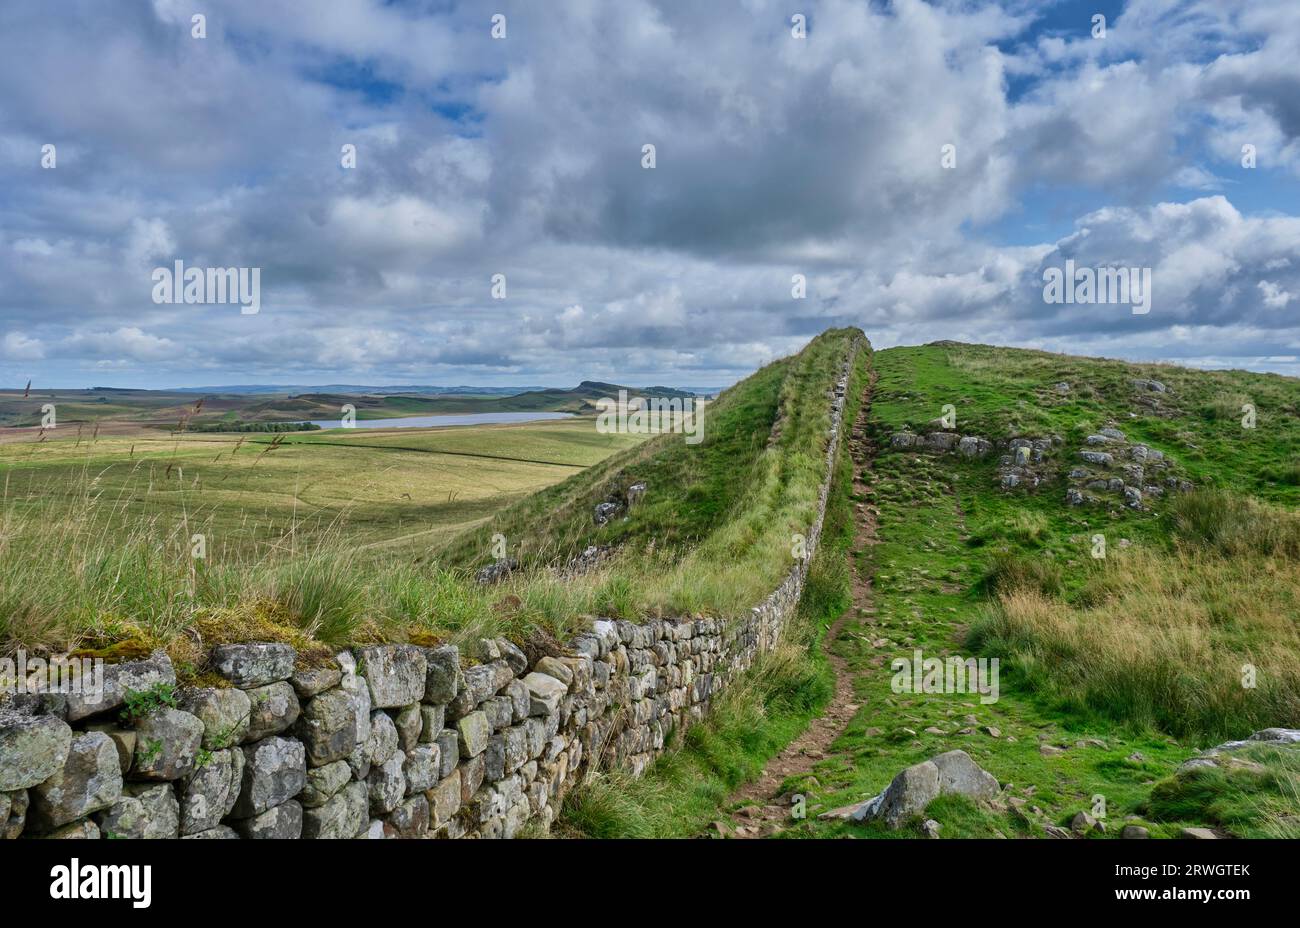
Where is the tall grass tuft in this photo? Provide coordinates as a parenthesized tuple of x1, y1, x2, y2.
(1170, 488, 1300, 558)
(970, 493, 1300, 741)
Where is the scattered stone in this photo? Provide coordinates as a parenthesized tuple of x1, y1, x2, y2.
(921, 818, 941, 839)
(1071, 811, 1100, 837)
(593, 501, 622, 525)
(931, 750, 1000, 801)
(957, 436, 993, 458)
(823, 750, 1000, 830)
(871, 760, 940, 828)
(1121, 824, 1150, 839)
(475, 559, 519, 585)
(1180, 827, 1218, 840)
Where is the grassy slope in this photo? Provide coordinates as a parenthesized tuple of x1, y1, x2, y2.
(437, 367, 786, 571)
(439, 329, 867, 614)
(779, 342, 1300, 839)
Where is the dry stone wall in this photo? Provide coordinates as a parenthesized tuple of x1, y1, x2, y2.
(0, 344, 860, 840)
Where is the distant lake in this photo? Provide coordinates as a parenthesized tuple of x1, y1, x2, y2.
(307, 411, 573, 430)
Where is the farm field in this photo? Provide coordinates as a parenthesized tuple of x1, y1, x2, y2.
(0, 416, 644, 566)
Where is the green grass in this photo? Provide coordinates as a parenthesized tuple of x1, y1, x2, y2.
(765, 341, 1300, 840)
(1144, 744, 1300, 839)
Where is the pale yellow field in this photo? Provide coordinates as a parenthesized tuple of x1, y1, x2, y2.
(0, 417, 645, 565)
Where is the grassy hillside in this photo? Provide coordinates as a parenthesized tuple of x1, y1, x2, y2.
(786, 341, 1300, 840)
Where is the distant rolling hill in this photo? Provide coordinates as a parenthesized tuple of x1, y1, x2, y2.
(0, 381, 708, 429)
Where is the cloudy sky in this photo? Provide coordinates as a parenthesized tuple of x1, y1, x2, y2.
(2, 0, 1298, 389)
